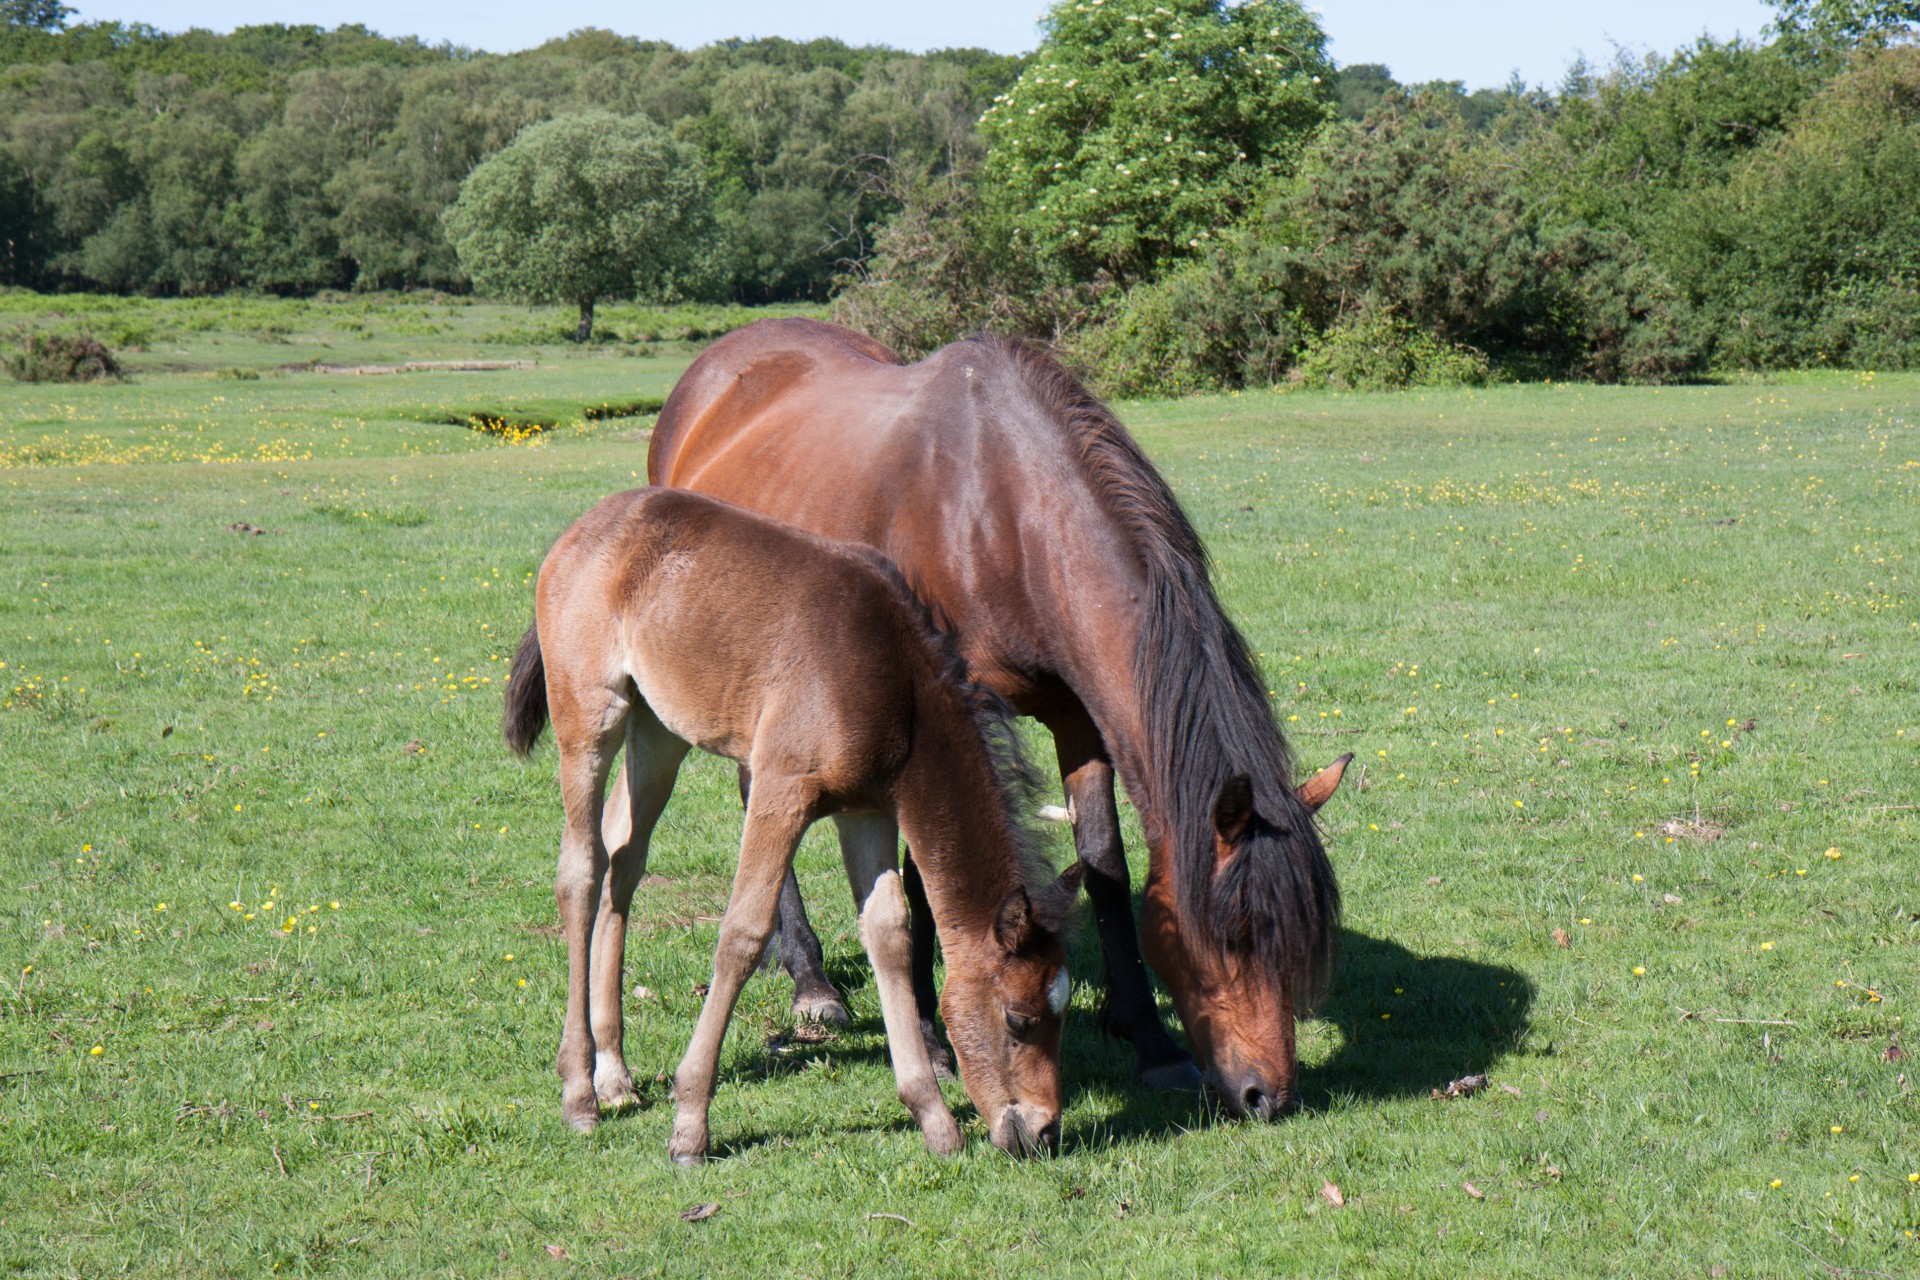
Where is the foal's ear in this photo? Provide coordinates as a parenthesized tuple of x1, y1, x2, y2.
(994, 886, 1035, 952)
(1033, 861, 1086, 932)
(1212, 773, 1255, 847)
(1295, 753, 1352, 813)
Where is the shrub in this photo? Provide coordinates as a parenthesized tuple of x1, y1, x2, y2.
(1065, 246, 1316, 398)
(831, 167, 1090, 357)
(1291, 308, 1491, 391)
(6, 331, 122, 382)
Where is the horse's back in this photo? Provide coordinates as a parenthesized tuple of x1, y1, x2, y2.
(647, 324, 1149, 714)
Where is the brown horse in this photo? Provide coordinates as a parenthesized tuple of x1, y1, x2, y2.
(503, 487, 1082, 1160)
(630, 319, 1343, 1120)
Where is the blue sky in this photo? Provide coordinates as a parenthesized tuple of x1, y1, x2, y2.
(71, 1, 1783, 90)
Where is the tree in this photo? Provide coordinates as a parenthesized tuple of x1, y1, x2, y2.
(976, 0, 1334, 285)
(1768, 0, 1920, 46)
(1, 0, 73, 30)
(443, 112, 718, 340)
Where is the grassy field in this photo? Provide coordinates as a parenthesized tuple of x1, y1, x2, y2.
(2, 306, 1916, 1278)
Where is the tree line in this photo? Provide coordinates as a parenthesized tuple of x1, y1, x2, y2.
(836, 0, 1920, 388)
(3, 0, 1917, 386)
(0, 7, 1015, 300)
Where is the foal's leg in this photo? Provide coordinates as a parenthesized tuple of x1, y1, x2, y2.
(669, 782, 812, 1165)
(589, 708, 688, 1107)
(741, 764, 848, 1027)
(1050, 711, 1201, 1091)
(550, 693, 629, 1133)
(836, 814, 962, 1156)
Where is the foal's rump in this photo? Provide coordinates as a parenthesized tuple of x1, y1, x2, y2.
(509, 487, 933, 796)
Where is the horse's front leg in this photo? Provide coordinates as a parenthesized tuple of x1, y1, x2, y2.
(1053, 719, 1201, 1091)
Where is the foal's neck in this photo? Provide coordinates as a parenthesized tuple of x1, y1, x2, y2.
(889, 697, 1027, 939)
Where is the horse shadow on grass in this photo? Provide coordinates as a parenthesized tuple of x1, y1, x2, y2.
(602, 932, 1532, 1155)
(1063, 927, 1536, 1147)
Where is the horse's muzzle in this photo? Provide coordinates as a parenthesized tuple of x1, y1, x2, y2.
(1210, 1071, 1300, 1122)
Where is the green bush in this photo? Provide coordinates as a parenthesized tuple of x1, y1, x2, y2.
(6, 331, 122, 382)
(1291, 308, 1491, 390)
(1677, 46, 1920, 369)
(1066, 247, 1314, 398)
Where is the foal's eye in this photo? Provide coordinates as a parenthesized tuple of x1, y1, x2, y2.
(1004, 1010, 1039, 1038)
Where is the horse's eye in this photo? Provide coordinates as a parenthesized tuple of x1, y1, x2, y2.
(1004, 1010, 1038, 1038)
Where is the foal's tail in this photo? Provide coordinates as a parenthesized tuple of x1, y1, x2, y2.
(503, 622, 549, 757)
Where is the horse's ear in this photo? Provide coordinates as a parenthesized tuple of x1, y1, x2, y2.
(1295, 754, 1352, 813)
(994, 886, 1034, 952)
(1033, 861, 1085, 932)
(1212, 773, 1254, 848)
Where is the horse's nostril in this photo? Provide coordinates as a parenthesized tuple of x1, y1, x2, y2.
(1242, 1084, 1279, 1121)
(1037, 1121, 1061, 1154)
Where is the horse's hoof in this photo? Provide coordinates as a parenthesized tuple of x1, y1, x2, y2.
(670, 1149, 707, 1168)
(793, 992, 849, 1028)
(566, 1107, 600, 1134)
(1137, 1059, 1205, 1093)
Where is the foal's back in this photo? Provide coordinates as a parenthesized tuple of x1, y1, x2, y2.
(539, 487, 935, 805)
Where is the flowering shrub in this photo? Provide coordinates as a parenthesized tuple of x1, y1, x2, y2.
(977, 0, 1334, 286)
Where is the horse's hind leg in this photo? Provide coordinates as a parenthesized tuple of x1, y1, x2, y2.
(669, 780, 812, 1165)
(740, 765, 848, 1027)
(837, 814, 962, 1156)
(590, 706, 688, 1108)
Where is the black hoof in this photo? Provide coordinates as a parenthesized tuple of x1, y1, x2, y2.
(793, 991, 849, 1028)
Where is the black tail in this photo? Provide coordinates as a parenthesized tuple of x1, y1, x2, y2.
(503, 622, 548, 757)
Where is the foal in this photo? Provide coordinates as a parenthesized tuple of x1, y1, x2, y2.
(504, 488, 1082, 1162)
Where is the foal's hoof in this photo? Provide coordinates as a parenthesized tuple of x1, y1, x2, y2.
(792, 991, 849, 1028)
(594, 1063, 641, 1110)
(562, 1080, 602, 1133)
(1137, 1058, 1205, 1093)
(921, 1111, 964, 1158)
(668, 1115, 710, 1166)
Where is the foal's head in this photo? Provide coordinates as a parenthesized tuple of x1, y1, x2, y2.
(940, 862, 1083, 1157)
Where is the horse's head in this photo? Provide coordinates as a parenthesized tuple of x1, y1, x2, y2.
(941, 861, 1084, 1156)
(1140, 755, 1348, 1120)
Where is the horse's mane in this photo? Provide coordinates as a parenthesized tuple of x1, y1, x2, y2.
(967, 335, 1340, 1008)
(839, 540, 1057, 899)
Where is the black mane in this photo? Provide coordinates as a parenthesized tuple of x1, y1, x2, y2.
(977, 336, 1340, 1009)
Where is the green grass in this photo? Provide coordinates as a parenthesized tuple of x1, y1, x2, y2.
(3, 303, 1917, 1277)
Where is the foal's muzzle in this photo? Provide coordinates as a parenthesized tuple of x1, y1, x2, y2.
(992, 1104, 1062, 1158)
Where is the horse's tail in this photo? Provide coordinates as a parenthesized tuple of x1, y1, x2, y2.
(503, 622, 548, 757)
